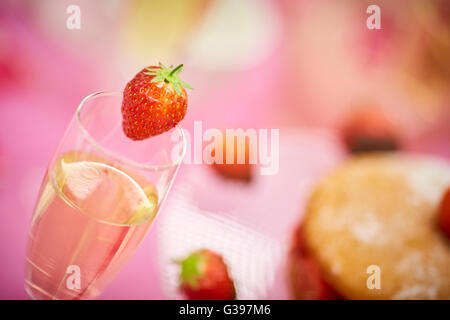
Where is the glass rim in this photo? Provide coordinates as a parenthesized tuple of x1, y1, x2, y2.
(76, 91, 187, 171)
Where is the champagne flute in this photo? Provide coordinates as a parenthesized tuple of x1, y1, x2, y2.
(25, 91, 186, 299)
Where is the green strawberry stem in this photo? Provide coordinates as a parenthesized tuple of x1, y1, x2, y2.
(179, 252, 205, 288)
(169, 64, 184, 77)
(144, 62, 193, 95)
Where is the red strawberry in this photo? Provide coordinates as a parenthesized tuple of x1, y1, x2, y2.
(121, 63, 192, 140)
(211, 130, 254, 182)
(288, 226, 342, 300)
(179, 249, 236, 300)
(439, 188, 450, 239)
(341, 107, 398, 154)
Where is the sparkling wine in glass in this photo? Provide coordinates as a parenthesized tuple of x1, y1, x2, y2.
(25, 92, 186, 300)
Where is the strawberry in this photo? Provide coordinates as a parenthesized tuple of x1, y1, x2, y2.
(179, 249, 236, 300)
(341, 107, 398, 154)
(439, 188, 450, 239)
(121, 63, 192, 140)
(288, 226, 342, 300)
(211, 130, 254, 182)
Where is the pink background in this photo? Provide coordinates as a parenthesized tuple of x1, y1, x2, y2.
(1, 1, 449, 299)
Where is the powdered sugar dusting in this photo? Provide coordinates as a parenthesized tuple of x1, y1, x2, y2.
(406, 157, 450, 205)
(306, 154, 450, 299)
(349, 212, 383, 244)
(318, 205, 386, 246)
(393, 285, 438, 300)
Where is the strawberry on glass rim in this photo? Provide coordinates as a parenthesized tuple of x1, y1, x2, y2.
(122, 62, 193, 141)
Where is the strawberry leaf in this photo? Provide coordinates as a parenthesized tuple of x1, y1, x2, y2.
(146, 62, 193, 95)
(150, 75, 164, 83)
(180, 80, 194, 90)
(180, 251, 205, 288)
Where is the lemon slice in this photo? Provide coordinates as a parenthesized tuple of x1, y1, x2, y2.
(51, 151, 159, 226)
(125, 185, 158, 225)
